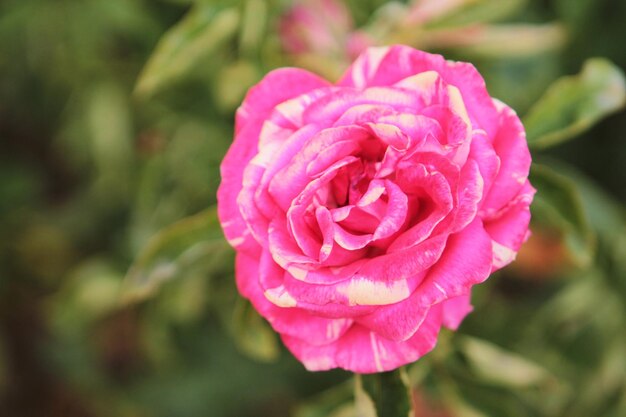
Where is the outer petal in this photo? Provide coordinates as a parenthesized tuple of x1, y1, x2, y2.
(355, 285, 432, 342)
(283, 305, 444, 373)
(356, 222, 488, 342)
(236, 68, 330, 133)
(441, 293, 473, 330)
(218, 69, 329, 251)
(484, 181, 535, 270)
(338, 45, 499, 138)
(237, 252, 354, 346)
(281, 234, 447, 307)
(480, 102, 531, 215)
(469, 129, 500, 206)
(414, 218, 493, 307)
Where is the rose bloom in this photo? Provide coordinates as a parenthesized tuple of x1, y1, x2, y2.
(218, 45, 534, 373)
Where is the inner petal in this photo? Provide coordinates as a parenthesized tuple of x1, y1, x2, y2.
(286, 157, 360, 259)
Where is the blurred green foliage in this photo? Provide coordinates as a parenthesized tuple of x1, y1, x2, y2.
(1, 0, 625, 416)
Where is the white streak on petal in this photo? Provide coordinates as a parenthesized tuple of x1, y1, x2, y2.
(249, 139, 281, 168)
(512, 172, 527, 184)
(258, 120, 292, 148)
(352, 47, 388, 89)
(434, 282, 447, 297)
(447, 85, 471, 128)
(358, 181, 385, 206)
(227, 229, 250, 247)
(394, 70, 439, 90)
(492, 240, 516, 269)
(304, 356, 334, 371)
(228, 237, 245, 247)
(370, 332, 384, 373)
(492, 98, 508, 112)
(338, 278, 410, 306)
(326, 319, 349, 340)
(264, 286, 297, 307)
(288, 266, 308, 281)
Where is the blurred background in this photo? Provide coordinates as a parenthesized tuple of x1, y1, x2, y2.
(1, 0, 625, 416)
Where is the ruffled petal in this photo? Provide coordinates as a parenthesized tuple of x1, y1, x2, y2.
(236, 68, 330, 134)
(270, 126, 370, 211)
(441, 293, 473, 330)
(237, 252, 354, 346)
(484, 180, 535, 270)
(355, 284, 431, 342)
(480, 102, 531, 214)
(283, 305, 443, 373)
(338, 45, 499, 138)
(414, 218, 493, 307)
(219, 69, 330, 251)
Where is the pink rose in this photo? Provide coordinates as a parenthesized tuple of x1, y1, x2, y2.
(218, 45, 534, 373)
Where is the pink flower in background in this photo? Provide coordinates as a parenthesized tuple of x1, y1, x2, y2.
(218, 45, 534, 373)
(279, 0, 370, 60)
(405, 0, 470, 25)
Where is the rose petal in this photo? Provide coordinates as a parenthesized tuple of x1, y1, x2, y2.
(283, 305, 443, 373)
(389, 165, 453, 252)
(355, 281, 432, 341)
(219, 69, 329, 251)
(481, 103, 531, 214)
(270, 126, 370, 210)
(303, 87, 423, 125)
(237, 252, 354, 346)
(441, 293, 473, 330)
(415, 218, 493, 307)
(484, 181, 535, 270)
(469, 128, 500, 205)
(339, 45, 499, 138)
(236, 68, 330, 134)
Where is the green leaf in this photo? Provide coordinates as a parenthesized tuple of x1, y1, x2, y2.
(134, 5, 240, 98)
(424, 23, 566, 58)
(425, 0, 526, 29)
(230, 298, 280, 363)
(293, 380, 354, 417)
(355, 368, 413, 417)
(88, 83, 134, 175)
(573, 336, 626, 413)
(535, 269, 606, 336)
(238, 0, 267, 58)
(436, 381, 489, 417)
(87, 82, 135, 207)
(524, 58, 626, 149)
(457, 336, 554, 388)
(536, 159, 624, 237)
(214, 60, 261, 112)
(121, 207, 228, 303)
(530, 163, 595, 268)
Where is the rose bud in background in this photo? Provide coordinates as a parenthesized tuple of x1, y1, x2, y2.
(279, 0, 372, 79)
